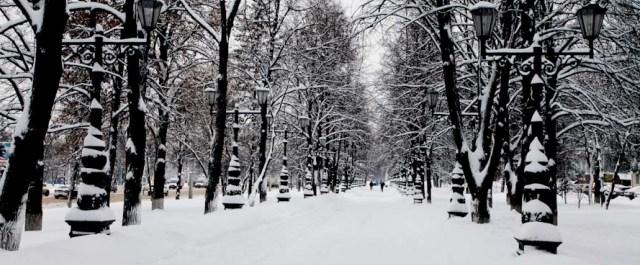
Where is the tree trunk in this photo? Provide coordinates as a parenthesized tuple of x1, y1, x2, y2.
(425, 152, 433, 203)
(472, 186, 491, 224)
(606, 137, 628, 210)
(107, 62, 124, 206)
(67, 160, 80, 208)
(205, 0, 231, 213)
(593, 145, 602, 204)
(122, 0, 146, 225)
(175, 145, 183, 200)
(258, 102, 268, 202)
(107, 75, 123, 204)
(25, 157, 44, 231)
(152, 111, 170, 210)
(0, 0, 68, 250)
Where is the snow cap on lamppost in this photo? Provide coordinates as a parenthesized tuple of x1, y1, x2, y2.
(136, 0, 164, 31)
(255, 86, 270, 106)
(470, 1, 498, 40)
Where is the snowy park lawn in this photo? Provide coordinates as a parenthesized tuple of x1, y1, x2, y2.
(1, 187, 639, 265)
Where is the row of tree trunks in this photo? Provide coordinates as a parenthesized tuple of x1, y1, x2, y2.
(0, 0, 68, 250)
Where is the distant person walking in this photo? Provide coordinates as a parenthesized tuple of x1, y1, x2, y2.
(369, 181, 374, 190)
(380, 181, 385, 192)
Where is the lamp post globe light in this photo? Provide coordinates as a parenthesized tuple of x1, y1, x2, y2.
(577, 3, 607, 41)
(298, 115, 310, 129)
(470, 1, 498, 40)
(426, 89, 439, 113)
(470, 2, 605, 58)
(204, 86, 217, 107)
(577, 3, 607, 57)
(256, 86, 270, 106)
(470, 1, 498, 56)
(136, 0, 164, 31)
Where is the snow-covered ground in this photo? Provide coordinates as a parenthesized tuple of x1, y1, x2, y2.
(1, 187, 639, 265)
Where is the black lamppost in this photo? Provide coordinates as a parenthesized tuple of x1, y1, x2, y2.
(422, 88, 440, 203)
(204, 85, 217, 144)
(470, 1, 605, 254)
(221, 107, 245, 209)
(276, 130, 291, 202)
(255, 86, 270, 202)
(298, 115, 314, 198)
(204, 85, 270, 207)
(64, 0, 163, 237)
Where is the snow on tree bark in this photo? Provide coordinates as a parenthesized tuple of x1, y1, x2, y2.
(205, 0, 242, 214)
(122, 0, 145, 226)
(25, 158, 44, 231)
(0, 0, 68, 251)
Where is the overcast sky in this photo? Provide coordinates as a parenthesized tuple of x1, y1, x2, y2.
(337, 0, 388, 132)
(336, 0, 385, 84)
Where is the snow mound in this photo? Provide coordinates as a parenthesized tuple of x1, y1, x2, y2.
(83, 133, 105, 149)
(81, 147, 105, 158)
(65, 207, 115, 222)
(525, 149, 547, 164)
(523, 199, 552, 215)
(447, 201, 468, 213)
(525, 163, 548, 173)
(222, 195, 245, 205)
(531, 110, 543, 122)
(451, 163, 464, 175)
(450, 193, 465, 201)
(524, 183, 550, 191)
(77, 183, 106, 196)
(515, 222, 562, 243)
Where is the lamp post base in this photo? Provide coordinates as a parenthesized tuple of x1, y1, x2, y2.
(66, 220, 115, 238)
(222, 203, 244, 210)
(447, 211, 469, 218)
(515, 239, 561, 254)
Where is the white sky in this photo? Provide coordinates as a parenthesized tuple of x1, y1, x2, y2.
(337, 0, 389, 133)
(336, 0, 385, 84)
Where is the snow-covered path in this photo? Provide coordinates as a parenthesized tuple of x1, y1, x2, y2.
(2, 187, 639, 265)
